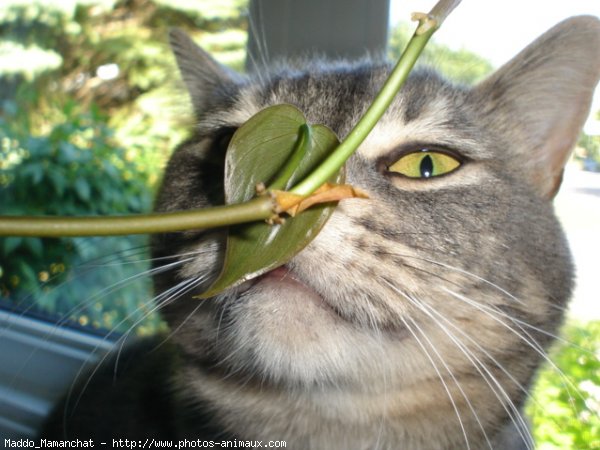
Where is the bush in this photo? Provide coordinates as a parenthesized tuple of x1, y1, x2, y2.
(527, 321, 600, 449)
(577, 133, 600, 170)
(0, 95, 162, 334)
(0, 0, 249, 334)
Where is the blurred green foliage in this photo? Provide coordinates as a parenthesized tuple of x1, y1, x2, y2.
(577, 133, 600, 171)
(0, 0, 248, 334)
(0, 93, 161, 334)
(527, 321, 600, 449)
(0, 0, 248, 173)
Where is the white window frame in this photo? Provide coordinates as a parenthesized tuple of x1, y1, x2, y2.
(0, 309, 113, 439)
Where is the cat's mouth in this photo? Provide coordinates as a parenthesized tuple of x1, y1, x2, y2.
(241, 265, 338, 312)
(254, 265, 295, 282)
(252, 265, 322, 296)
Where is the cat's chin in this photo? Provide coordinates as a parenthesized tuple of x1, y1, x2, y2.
(239, 264, 342, 326)
(214, 264, 386, 385)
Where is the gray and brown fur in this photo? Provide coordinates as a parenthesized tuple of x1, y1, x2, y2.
(42, 16, 600, 450)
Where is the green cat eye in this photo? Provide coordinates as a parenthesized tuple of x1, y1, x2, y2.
(388, 150, 461, 178)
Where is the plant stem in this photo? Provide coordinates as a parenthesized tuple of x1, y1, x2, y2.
(290, 0, 461, 196)
(0, 196, 275, 237)
(268, 124, 311, 190)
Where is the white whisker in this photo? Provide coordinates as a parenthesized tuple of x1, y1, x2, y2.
(399, 315, 472, 450)
(63, 274, 205, 424)
(246, 2, 270, 84)
(385, 279, 534, 449)
(3, 255, 194, 399)
(441, 287, 583, 405)
(383, 280, 495, 449)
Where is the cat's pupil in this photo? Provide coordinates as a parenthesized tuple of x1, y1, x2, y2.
(420, 154, 434, 178)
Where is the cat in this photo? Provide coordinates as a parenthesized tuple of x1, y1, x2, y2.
(41, 15, 600, 450)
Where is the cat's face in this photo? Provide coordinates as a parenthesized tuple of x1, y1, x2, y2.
(152, 17, 600, 448)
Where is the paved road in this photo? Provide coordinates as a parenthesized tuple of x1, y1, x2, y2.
(555, 165, 600, 321)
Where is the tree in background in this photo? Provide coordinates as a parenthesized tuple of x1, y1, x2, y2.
(577, 130, 600, 171)
(0, 0, 248, 174)
(0, 0, 248, 333)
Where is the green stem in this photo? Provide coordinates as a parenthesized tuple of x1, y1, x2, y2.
(268, 124, 311, 190)
(0, 196, 275, 237)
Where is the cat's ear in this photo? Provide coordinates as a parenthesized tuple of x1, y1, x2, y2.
(472, 16, 600, 199)
(169, 28, 243, 115)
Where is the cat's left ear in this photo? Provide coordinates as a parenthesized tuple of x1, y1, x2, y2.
(169, 28, 243, 116)
(472, 16, 600, 199)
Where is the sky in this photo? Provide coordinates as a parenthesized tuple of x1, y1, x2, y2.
(389, 0, 600, 131)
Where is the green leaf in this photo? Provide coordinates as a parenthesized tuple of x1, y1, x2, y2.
(57, 141, 79, 164)
(48, 170, 66, 197)
(16, 260, 38, 287)
(31, 163, 45, 185)
(24, 237, 43, 258)
(74, 177, 91, 202)
(3, 236, 22, 255)
(201, 104, 341, 297)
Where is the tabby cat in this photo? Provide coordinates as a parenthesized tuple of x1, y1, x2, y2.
(42, 15, 600, 450)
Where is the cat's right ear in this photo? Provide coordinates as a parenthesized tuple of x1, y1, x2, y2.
(169, 28, 242, 115)
(471, 16, 600, 199)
